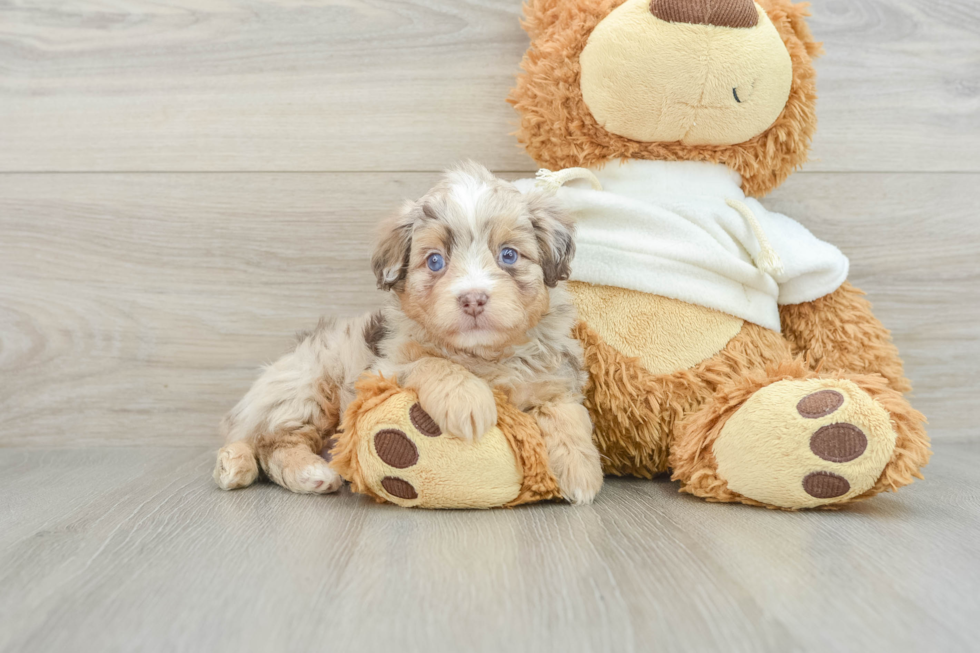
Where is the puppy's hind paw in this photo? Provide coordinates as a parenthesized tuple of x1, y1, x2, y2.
(283, 458, 344, 494)
(214, 442, 259, 490)
(265, 444, 345, 495)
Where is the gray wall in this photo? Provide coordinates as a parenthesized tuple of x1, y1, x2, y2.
(1, 0, 977, 446)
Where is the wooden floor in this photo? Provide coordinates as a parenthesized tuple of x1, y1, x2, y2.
(1, 442, 978, 653)
(1, 0, 979, 651)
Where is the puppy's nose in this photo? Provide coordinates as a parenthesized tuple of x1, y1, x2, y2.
(458, 291, 489, 317)
(649, 0, 758, 28)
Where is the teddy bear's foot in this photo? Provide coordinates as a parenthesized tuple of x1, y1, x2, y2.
(330, 377, 562, 508)
(671, 364, 930, 509)
(713, 379, 897, 508)
(335, 390, 523, 508)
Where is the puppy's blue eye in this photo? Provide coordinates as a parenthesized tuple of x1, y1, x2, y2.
(499, 247, 519, 265)
(426, 253, 445, 272)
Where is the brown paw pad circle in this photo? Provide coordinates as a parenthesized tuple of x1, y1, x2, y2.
(381, 476, 418, 500)
(810, 423, 868, 463)
(802, 471, 850, 499)
(374, 429, 419, 468)
(410, 403, 441, 437)
(796, 390, 845, 418)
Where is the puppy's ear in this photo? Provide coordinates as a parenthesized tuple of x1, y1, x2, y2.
(527, 192, 575, 288)
(372, 201, 418, 292)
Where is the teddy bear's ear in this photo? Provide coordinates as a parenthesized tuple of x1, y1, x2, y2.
(760, 0, 824, 59)
(520, 0, 615, 40)
(520, 0, 564, 40)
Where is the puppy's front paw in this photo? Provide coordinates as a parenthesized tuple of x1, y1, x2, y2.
(552, 445, 604, 506)
(418, 376, 497, 441)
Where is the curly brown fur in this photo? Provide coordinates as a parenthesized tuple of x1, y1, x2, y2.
(575, 319, 791, 477)
(854, 379, 931, 500)
(779, 281, 912, 393)
(508, 0, 821, 197)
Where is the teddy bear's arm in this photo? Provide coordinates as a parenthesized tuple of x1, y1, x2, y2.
(778, 281, 911, 394)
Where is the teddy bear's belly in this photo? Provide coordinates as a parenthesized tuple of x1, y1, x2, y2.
(568, 281, 744, 375)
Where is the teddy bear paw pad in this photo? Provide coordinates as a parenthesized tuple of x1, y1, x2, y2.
(381, 476, 418, 500)
(808, 423, 867, 464)
(373, 429, 419, 468)
(796, 389, 845, 418)
(713, 380, 897, 508)
(409, 403, 442, 437)
(801, 471, 850, 499)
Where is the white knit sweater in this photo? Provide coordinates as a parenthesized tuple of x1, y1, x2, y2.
(514, 160, 849, 333)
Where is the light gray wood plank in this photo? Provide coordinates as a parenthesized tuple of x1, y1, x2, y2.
(1, 171, 976, 447)
(0, 0, 976, 173)
(0, 172, 398, 447)
(0, 0, 536, 173)
(0, 443, 977, 653)
(807, 0, 980, 172)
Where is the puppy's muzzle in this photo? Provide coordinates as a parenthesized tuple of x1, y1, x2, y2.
(458, 291, 489, 317)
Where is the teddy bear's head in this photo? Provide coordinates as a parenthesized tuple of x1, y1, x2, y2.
(509, 0, 822, 197)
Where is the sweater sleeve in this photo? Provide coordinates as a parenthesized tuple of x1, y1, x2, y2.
(745, 199, 850, 305)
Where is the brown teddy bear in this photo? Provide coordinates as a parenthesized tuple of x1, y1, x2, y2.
(333, 0, 931, 509)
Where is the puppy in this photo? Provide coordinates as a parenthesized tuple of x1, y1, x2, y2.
(214, 162, 603, 504)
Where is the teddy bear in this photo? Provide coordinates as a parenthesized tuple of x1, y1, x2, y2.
(331, 0, 931, 510)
